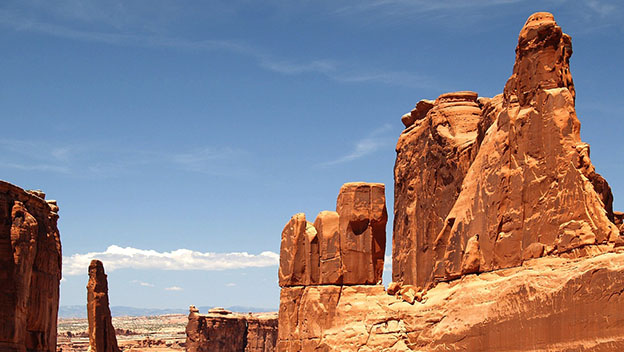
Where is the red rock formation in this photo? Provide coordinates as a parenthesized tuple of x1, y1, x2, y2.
(245, 314, 279, 352)
(337, 183, 387, 285)
(0, 181, 61, 352)
(185, 306, 277, 352)
(87, 260, 120, 352)
(393, 91, 485, 289)
(278, 213, 316, 286)
(279, 182, 387, 287)
(277, 12, 624, 351)
(314, 211, 341, 284)
(393, 12, 619, 289)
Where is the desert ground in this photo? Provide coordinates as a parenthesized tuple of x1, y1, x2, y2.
(57, 314, 186, 352)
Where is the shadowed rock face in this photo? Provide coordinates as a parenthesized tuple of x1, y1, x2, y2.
(277, 12, 624, 351)
(185, 306, 278, 352)
(393, 91, 486, 288)
(87, 260, 120, 352)
(0, 181, 61, 352)
(393, 11, 618, 289)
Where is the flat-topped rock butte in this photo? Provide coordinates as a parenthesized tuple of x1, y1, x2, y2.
(277, 12, 624, 351)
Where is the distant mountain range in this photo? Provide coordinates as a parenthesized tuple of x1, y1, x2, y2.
(58, 305, 277, 318)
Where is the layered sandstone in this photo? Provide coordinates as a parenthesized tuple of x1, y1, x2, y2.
(87, 260, 120, 352)
(185, 306, 277, 352)
(279, 182, 387, 287)
(392, 12, 619, 289)
(0, 181, 61, 352)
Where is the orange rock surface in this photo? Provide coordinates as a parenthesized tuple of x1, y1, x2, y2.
(277, 12, 624, 351)
(392, 11, 619, 289)
(185, 306, 277, 352)
(87, 260, 121, 352)
(0, 181, 61, 352)
(279, 182, 387, 287)
(278, 252, 624, 351)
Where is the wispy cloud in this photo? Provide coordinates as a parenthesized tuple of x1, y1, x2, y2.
(0, 7, 429, 88)
(225, 283, 237, 287)
(332, 0, 524, 18)
(0, 139, 244, 178)
(586, 0, 618, 17)
(169, 147, 244, 174)
(321, 124, 395, 166)
(63, 245, 279, 276)
(165, 286, 183, 291)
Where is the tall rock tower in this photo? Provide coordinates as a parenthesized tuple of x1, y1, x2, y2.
(392, 12, 619, 289)
(87, 260, 121, 352)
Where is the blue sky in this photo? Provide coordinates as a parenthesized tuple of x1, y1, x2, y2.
(1, 0, 622, 310)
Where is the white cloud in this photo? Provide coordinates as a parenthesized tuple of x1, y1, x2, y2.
(63, 245, 279, 276)
(225, 283, 237, 287)
(321, 124, 394, 166)
(165, 286, 183, 291)
(384, 255, 392, 272)
(131, 280, 155, 287)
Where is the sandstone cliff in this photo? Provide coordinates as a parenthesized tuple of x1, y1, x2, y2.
(185, 306, 278, 352)
(87, 259, 121, 352)
(277, 12, 624, 351)
(393, 11, 618, 289)
(0, 181, 61, 352)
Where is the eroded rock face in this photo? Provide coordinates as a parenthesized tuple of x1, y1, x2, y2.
(0, 181, 61, 352)
(393, 12, 619, 289)
(87, 260, 120, 352)
(279, 182, 387, 287)
(393, 91, 486, 288)
(185, 306, 278, 352)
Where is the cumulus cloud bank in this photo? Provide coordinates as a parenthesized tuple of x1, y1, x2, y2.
(63, 245, 279, 276)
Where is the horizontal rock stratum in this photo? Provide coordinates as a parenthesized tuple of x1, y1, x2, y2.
(277, 12, 624, 351)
